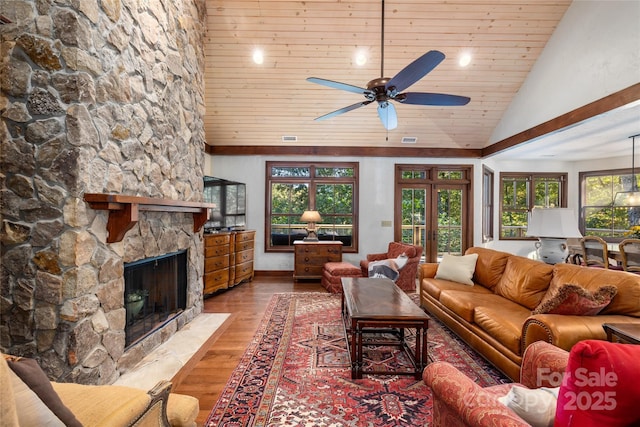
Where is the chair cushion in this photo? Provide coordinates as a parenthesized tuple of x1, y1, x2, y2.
(555, 340, 640, 427)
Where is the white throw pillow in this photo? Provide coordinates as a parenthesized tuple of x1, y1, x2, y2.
(497, 386, 558, 427)
(434, 253, 478, 285)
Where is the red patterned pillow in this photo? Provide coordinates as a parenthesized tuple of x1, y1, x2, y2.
(532, 283, 617, 315)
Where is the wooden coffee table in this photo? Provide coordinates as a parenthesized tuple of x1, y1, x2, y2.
(341, 277, 430, 379)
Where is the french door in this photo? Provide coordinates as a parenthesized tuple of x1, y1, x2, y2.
(395, 165, 473, 263)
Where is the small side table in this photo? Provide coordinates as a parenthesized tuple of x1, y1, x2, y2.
(602, 323, 640, 345)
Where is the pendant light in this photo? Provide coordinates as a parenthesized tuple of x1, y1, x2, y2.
(613, 133, 640, 207)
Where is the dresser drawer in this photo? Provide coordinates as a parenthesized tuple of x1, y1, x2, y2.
(205, 233, 231, 246)
(235, 231, 255, 243)
(204, 268, 230, 294)
(205, 254, 229, 272)
(235, 248, 254, 264)
(205, 245, 230, 258)
(235, 239, 254, 252)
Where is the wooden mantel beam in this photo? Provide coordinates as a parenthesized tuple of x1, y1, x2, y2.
(83, 193, 216, 243)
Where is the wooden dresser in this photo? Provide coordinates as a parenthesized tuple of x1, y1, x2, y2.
(293, 240, 342, 281)
(204, 230, 255, 295)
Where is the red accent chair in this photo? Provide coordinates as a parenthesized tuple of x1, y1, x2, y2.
(359, 242, 422, 292)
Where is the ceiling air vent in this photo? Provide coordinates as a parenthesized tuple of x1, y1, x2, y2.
(401, 136, 418, 144)
(282, 136, 298, 142)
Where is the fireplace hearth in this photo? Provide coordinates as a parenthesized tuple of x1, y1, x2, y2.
(124, 250, 188, 347)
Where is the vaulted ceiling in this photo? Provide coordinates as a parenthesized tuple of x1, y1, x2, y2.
(203, 1, 636, 158)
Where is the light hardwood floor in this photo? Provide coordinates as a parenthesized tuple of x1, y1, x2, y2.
(170, 274, 326, 425)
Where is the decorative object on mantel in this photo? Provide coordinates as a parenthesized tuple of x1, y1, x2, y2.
(300, 210, 322, 241)
(614, 133, 640, 207)
(526, 208, 583, 264)
(83, 193, 215, 243)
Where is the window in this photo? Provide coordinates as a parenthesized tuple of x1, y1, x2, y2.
(499, 173, 567, 239)
(266, 161, 358, 252)
(482, 166, 494, 242)
(580, 168, 640, 240)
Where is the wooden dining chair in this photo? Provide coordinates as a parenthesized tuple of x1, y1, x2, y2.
(580, 236, 623, 270)
(619, 238, 640, 273)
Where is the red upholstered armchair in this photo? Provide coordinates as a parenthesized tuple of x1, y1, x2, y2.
(424, 340, 640, 427)
(360, 242, 422, 292)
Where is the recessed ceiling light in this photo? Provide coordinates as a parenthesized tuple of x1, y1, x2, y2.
(458, 52, 472, 67)
(355, 49, 368, 66)
(252, 49, 264, 65)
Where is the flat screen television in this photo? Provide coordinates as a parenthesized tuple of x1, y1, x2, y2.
(203, 176, 246, 232)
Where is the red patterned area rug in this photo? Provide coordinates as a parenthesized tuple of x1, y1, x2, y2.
(205, 292, 509, 426)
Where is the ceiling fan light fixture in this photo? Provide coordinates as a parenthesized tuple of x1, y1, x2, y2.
(354, 50, 368, 66)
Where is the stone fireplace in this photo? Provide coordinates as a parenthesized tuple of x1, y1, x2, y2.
(1, 0, 208, 384)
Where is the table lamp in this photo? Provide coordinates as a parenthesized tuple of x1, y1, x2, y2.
(526, 208, 582, 264)
(300, 210, 321, 241)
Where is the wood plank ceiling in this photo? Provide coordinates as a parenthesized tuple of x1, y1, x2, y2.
(204, 0, 572, 155)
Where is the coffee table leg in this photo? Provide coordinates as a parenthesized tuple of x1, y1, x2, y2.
(350, 319, 358, 379)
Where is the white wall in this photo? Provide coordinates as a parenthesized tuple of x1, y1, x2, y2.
(205, 154, 632, 269)
(491, 1, 640, 143)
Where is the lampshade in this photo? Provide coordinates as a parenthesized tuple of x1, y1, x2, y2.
(526, 208, 582, 238)
(300, 210, 321, 223)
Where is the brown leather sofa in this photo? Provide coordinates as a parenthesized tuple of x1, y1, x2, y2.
(418, 247, 640, 381)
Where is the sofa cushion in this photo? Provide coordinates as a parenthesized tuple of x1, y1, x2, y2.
(421, 277, 493, 300)
(555, 340, 640, 427)
(551, 264, 640, 316)
(440, 291, 511, 323)
(5, 355, 82, 427)
(532, 283, 617, 315)
(52, 382, 153, 426)
(474, 303, 533, 356)
(494, 257, 554, 310)
(434, 253, 478, 285)
(465, 247, 512, 290)
(8, 367, 65, 426)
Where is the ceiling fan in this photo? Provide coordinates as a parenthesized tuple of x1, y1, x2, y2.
(306, 0, 470, 130)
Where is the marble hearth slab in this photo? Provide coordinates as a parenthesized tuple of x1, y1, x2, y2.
(114, 313, 230, 390)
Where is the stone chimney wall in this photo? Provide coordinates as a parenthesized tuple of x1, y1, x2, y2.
(1, 0, 207, 384)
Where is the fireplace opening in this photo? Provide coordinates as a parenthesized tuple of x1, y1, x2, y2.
(123, 250, 187, 348)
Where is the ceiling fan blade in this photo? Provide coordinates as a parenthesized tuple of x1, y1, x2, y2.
(377, 102, 397, 130)
(307, 77, 367, 95)
(314, 101, 372, 121)
(400, 92, 471, 106)
(386, 50, 445, 94)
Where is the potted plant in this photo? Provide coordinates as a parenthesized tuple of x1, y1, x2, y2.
(125, 289, 148, 322)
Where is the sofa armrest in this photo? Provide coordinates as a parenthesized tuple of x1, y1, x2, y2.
(423, 362, 528, 427)
(519, 341, 569, 389)
(418, 263, 438, 281)
(522, 314, 618, 351)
